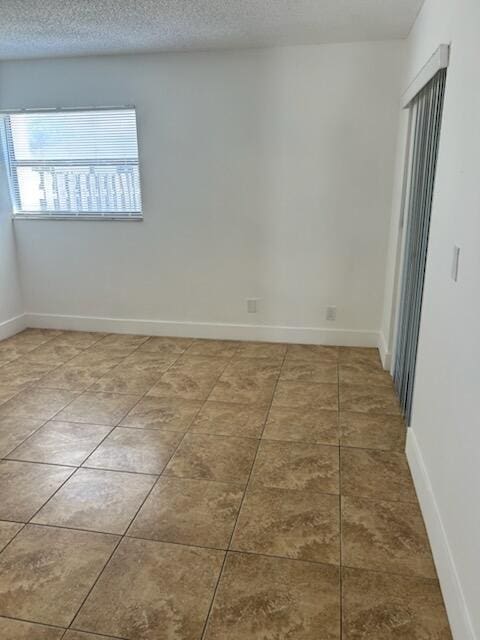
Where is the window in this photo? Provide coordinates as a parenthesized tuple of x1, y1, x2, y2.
(0, 107, 142, 219)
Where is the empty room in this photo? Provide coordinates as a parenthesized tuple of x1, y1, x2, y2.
(0, 0, 478, 638)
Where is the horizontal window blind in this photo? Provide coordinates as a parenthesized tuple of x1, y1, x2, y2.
(1, 108, 142, 218)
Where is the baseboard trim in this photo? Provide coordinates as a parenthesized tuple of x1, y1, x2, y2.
(378, 331, 392, 370)
(0, 314, 27, 341)
(406, 430, 476, 640)
(24, 313, 379, 347)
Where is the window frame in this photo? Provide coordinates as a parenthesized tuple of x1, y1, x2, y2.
(0, 105, 143, 221)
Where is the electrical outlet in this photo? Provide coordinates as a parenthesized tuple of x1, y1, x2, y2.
(326, 306, 337, 321)
(247, 298, 259, 313)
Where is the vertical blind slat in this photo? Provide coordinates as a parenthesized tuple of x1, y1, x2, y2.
(394, 70, 446, 425)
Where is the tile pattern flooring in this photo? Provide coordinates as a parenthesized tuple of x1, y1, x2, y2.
(0, 329, 452, 639)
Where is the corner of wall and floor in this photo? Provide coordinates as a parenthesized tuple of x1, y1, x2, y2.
(0, 178, 27, 341)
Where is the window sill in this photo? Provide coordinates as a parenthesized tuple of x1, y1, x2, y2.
(12, 215, 143, 221)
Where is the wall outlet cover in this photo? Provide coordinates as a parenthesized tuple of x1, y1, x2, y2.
(326, 306, 337, 321)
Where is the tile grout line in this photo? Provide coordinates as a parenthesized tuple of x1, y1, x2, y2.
(198, 345, 288, 640)
(1, 516, 445, 584)
(3, 499, 444, 584)
(337, 358, 343, 639)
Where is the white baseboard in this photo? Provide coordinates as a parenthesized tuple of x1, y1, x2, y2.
(0, 313, 27, 341)
(24, 312, 379, 347)
(378, 331, 392, 370)
(406, 430, 477, 640)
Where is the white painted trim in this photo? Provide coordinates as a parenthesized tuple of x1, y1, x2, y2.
(24, 313, 379, 347)
(406, 430, 477, 640)
(377, 332, 392, 371)
(0, 313, 26, 341)
(402, 44, 450, 108)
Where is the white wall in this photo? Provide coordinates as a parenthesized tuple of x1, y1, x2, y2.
(0, 43, 404, 343)
(0, 159, 24, 338)
(382, 0, 480, 637)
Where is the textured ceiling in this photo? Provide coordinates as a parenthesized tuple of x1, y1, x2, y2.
(0, 0, 424, 60)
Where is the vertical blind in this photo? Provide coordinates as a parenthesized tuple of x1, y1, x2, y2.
(394, 69, 447, 424)
(1, 107, 142, 217)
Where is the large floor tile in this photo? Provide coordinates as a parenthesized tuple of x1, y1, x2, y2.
(0, 521, 23, 551)
(0, 388, 77, 420)
(138, 336, 193, 355)
(0, 360, 57, 390)
(0, 416, 45, 457)
(7, 421, 111, 466)
(263, 406, 339, 445)
(285, 344, 339, 363)
(340, 412, 405, 451)
(129, 477, 244, 548)
(340, 384, 401, 415)
(208, 375, 276, 404)
(189, 401, 269, 438)
(341, 447, 417, 503)
(185, 339, 240, 358)
(0, 387, 20, 407)
(120, 396, 202, 430)
(250, 440, 339, 493)
(94, 333, 149, 350)
(0, 340, 38, 364)
(5, 329, 63, 348)
(204, 552, 340, 640)
(338, 347, 382, 368)
(164, 433, 258, 485)
(234, 341, 286, 360)
(24, 343, 83, 365)
(120, 350, 178, 373)
(55, 392, 140, 426)
(72, 537, 224, 640)
(0, 460, 73, 521)
(0, 617, 64, 640)
(339, 363, 394, 387)
(0, 524, 118, 626)
(222, 357, 281, 380)
(147, 357, 224, 400)
(46, 331, 107, 350)
(0, 351, 19, 368)
(280, 360, 338, 384)
(84, 427, 182, 473)
(36, 365, 105, 392)
(88, 365, 161, 395)
(33, 468, 156, 534)
(64, 349, 129, 374)
(341, 496, 436, 579)
(231, 486, 340, 564)
(273, 381, 338, 410)
(342, 567, 452, 639)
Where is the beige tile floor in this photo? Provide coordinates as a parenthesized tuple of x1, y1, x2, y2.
(0, 329, 452, 639)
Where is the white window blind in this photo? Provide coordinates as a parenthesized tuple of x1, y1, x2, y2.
(0, 107, 142, 219)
